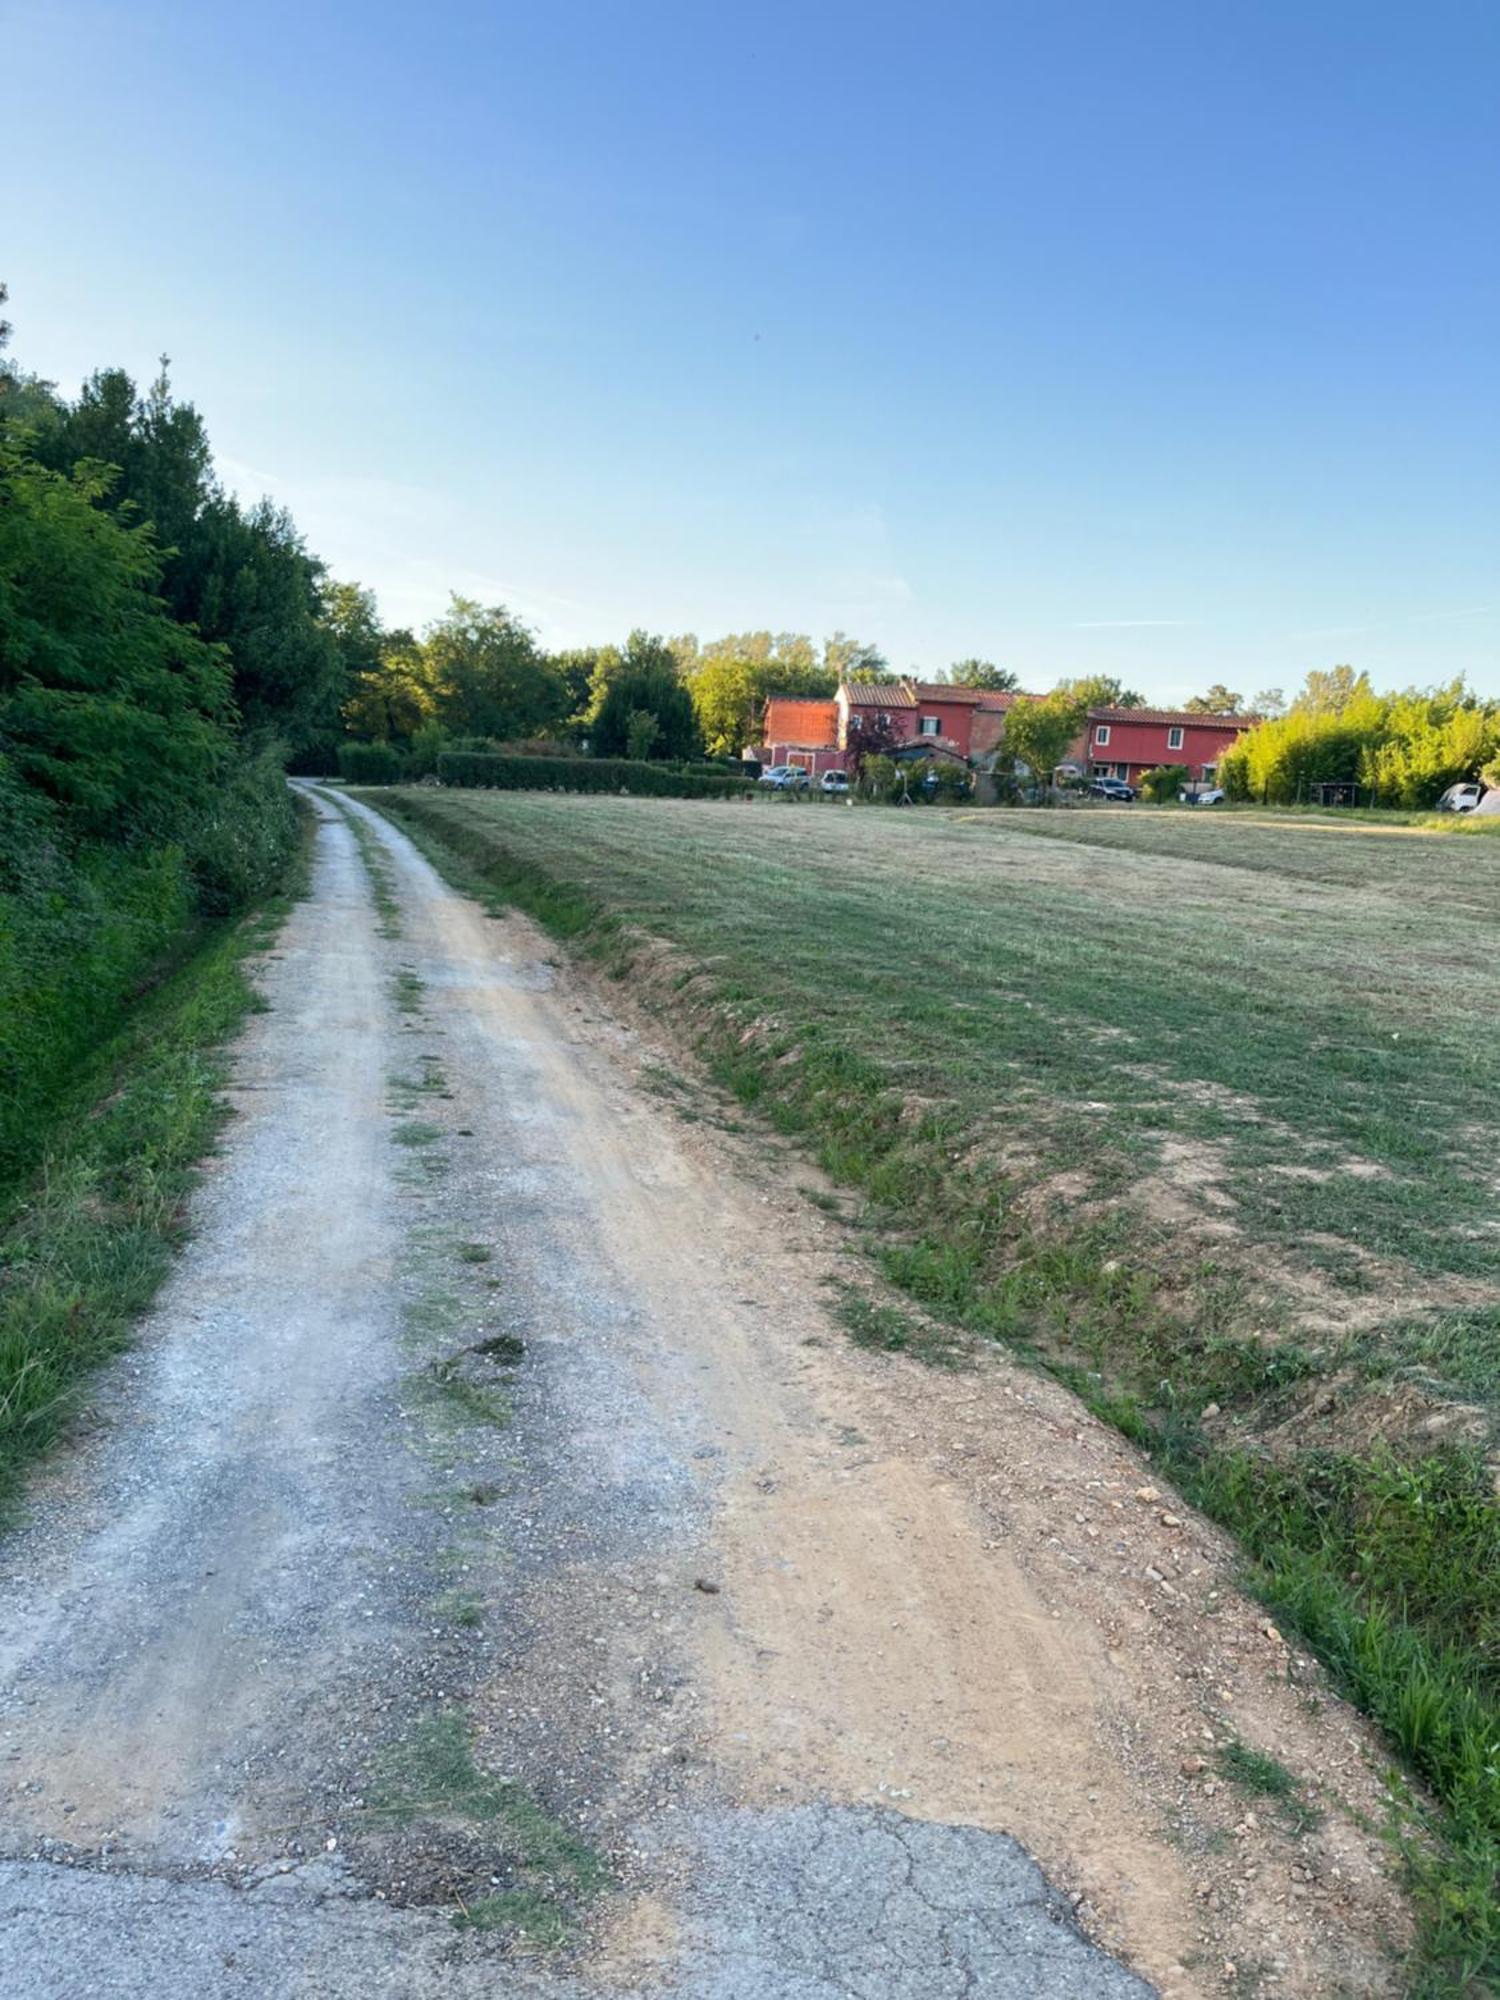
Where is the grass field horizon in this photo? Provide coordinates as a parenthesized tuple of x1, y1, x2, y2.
(365, 786, 1500, 1991)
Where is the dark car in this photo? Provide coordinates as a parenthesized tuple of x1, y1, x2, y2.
(1089, 776, 1136, 802)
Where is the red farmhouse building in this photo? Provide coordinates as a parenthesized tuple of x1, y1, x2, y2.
(1084, 707, 1255, 787)
(759, 681, 1023, 774)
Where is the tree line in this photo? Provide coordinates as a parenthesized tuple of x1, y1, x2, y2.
(329, 596, 1040, 769)
(1216, 666, 1500, 807)
(0, 291, 319, 1181)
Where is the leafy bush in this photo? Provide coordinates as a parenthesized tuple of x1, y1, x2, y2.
(337, 740, 404, 785)
(0, 748, 299, 1188)
(1221, 678, 1500, 808)
(433, 752, 754, 799)
(930, 762, 973, 803)
(184, 747, 299, 915)
(1138, 763, 1189, 802)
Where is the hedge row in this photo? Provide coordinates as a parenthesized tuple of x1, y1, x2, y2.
(433, 752, 756, 799)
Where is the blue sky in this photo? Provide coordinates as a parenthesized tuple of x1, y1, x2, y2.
(9, 0, 1498, 700)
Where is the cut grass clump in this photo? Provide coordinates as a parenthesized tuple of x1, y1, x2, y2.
(834, 1286, 969, 1368)
(455, 1889, 570, 1946)
(469, 1333, 525, 1365)
(457, 1241, 492, 1263)
(1215, 1737, 1323, 1837)
(392, 1120, 445, 1148)
(393, 968, 425, 1014)
(422, 1349, 511, 1428)
(374, 1713, 605, 1946)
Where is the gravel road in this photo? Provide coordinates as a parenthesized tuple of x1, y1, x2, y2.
(0, 787, 1405, 1997)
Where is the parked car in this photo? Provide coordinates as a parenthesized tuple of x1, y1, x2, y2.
(1088, 776, 1136, 802)
(1437, 782, 1486, 813)
(757, 764, 809, 790)
(1181, 786, 1227, 806)
(820, 770, 850, 794)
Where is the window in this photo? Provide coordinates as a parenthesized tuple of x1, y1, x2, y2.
(1167, 725, 1184, 750)
(918, 715, 940, 736)
(1094, 724, 1111, 746)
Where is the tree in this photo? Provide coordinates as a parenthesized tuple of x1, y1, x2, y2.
(343, 627, 438, 743)
(591, 631, 700, 759)
(425, 597, 566, 741)
(940, 658, 1019, 692)
(625, 709, 660, 761)
(31, 359, 346, 757)
(824, 632, 892, 682)
(686, 632, 836, 756)
(1294, 665, 1369, 715)
(550, 646, 614, 728)
(1054, 674, 1144, 711)
(1003, 691, 1088, 802)
(0, 448, 232, 836)
(1185, 684, 1244, 714)
(1252, 687, 1286, 719)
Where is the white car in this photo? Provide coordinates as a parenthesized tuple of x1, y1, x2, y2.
(820, 770, 850, 794)
(757, 765, 810, 790)
(1437, 782, 1485, 813)
(1180, 786, 1226, 806)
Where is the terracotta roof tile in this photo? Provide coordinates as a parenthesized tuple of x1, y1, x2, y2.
(842, 682, 917, 707)
(1089, 706, 1257, 728)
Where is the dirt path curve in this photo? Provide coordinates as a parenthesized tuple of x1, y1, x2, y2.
(0, 789, 1407, 1998)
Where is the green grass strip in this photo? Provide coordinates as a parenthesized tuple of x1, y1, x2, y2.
(0, 821, 309, 1517)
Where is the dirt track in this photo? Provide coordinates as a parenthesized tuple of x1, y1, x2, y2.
(0, 789, 1411, 1997)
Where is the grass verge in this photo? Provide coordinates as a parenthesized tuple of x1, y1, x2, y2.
(0, 810, 310, 1517)
(359, 786, 1500, 1996)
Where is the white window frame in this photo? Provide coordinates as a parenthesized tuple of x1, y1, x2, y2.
(1094, 724, 1111, 746)
(1167, 725, 1185, 750)
(918, 715, 940, 737)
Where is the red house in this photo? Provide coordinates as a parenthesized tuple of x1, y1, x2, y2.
(758, 680, 1029, 774)
(1085, 707, 1255, 786)
(759, 696, 845, 776)
(837, 681, 1021, 762)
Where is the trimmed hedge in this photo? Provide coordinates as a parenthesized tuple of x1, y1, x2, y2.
(435, 752, 755, 799)
(338, 741, 404, 785)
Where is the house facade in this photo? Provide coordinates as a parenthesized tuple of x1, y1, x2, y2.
(837, 680, 1022, 763)
(759, 696, 845, 776)
(758, 682, 1025, 773)
(1084, 707, 1255, 785)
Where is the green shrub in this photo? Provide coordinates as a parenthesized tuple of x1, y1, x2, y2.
(433, 752, 754, 799)
(1138, 763, 1189, 803)
(184, 747, 299, 915)
(338, 741, 404, 785)
(930, 763, 973, 803)
(0, 748, 299, 1190)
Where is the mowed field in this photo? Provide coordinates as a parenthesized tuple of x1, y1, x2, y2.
(373, 788, 1500, 1987)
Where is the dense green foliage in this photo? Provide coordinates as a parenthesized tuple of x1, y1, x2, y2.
(588, 631, 702, 760)
(1137, 762, 1189, 802)
(433, 751, 754, 797)
(338, 740, 406, 785)
(20, 366, 343, 762)
(0, 840, 304, 1511)
(0, 310, 314, 1192)
(1220, 671, 1499, 807)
